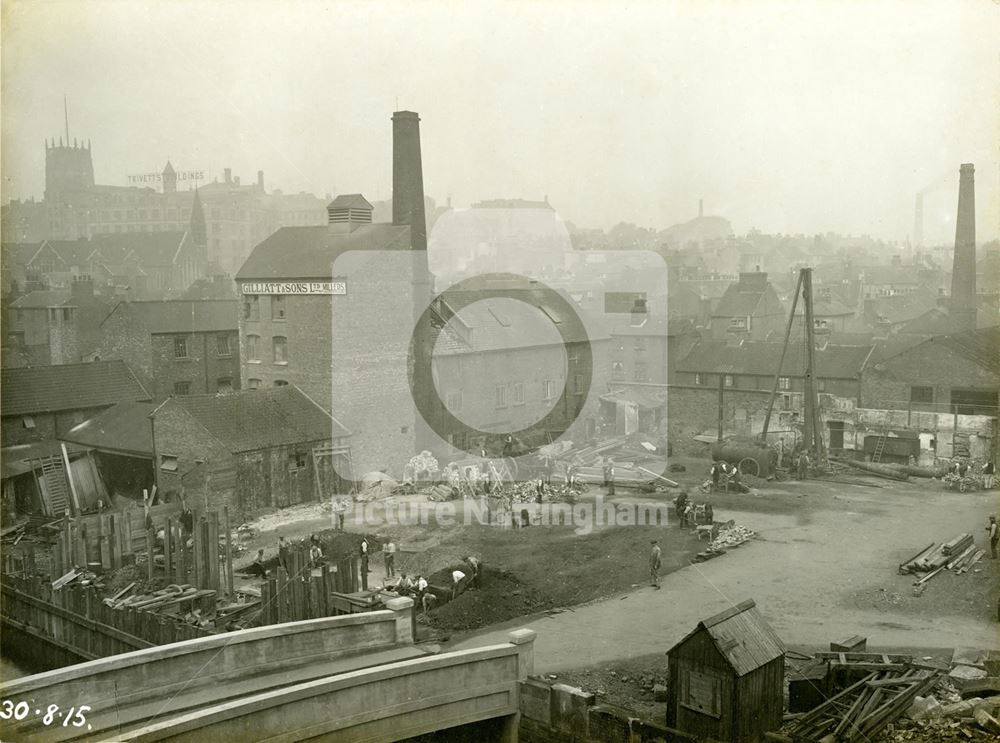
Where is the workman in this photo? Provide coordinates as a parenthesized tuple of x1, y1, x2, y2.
(451, 569, 466, 599)
(710, 462, 721, 492)
(384, 540, 397, 578)
(248, 549, 267, 579)
(360, 536, 370, 574)
(797, 453, 810, 480)
(983, 460, 995, 490)
(649, 539, 662, 589)
(277, 535, 290, 573)
(465, 555, 482, 588)
(987, 516, 998, 559)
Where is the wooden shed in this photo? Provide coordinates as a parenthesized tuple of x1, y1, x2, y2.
(665, 599, 785, 743)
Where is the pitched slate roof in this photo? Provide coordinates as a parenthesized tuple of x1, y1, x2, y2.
(236, 224, 411, 280)
(432, 290, 600, 355)
(676, 339, 873, 379)
(0, 360, 151, 416)
(11, 290, 76, 309)
(103, 300, 238, 334)
(89, 232, 190, 268)
(161, 386, 349, 453)
(897, 306, 1000, 335)
(669, 599, 785, 677)
(61, 401, 156, 457)
(1, 242, 43, 268)
(712, 274, 785, 318)
(327, 194, 373, 210)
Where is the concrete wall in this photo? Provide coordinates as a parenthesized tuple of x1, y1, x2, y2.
(0, 604, 417, 741)
(115, 627, 536, 743)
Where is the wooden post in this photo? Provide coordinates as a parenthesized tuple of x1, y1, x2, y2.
(60, 442, 81, 514)
(761, 269, 804, 443)
(717, 374, 725, 442)
(192, 518, 203, 589)
(145, 528, 154, 581)
(164, 517, 173, 576)
(224, 507, 234, 597)
(100, 514, 111, 570)
(208, 512, 220, 591)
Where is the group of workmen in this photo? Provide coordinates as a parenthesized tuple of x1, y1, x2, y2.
(384, 555, 483, 614)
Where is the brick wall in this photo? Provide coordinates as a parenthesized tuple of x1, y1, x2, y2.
(92, 307, 153, 389)
(48, 312, 79, 364)
(666, 386, 775, 454)
(151, 402, 234, 508)
(150, 331, 240, 398)
(1, 406, 108, 447)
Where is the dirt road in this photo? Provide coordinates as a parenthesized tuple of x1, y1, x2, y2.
(447, 477, 1000, 671)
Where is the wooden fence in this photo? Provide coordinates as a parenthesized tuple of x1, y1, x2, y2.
(0, 575, 213, 663)
(258, 547, 362, 625)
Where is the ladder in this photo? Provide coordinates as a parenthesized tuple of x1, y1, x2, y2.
(871, 433, 888, 464)
(37, 456, 71, 516)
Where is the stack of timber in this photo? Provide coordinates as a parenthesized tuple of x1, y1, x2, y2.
(0, 574, 213, 662)
(781, 660, 942, 742)
(897, 533, 984, 583)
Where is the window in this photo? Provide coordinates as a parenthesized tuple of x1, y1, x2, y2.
(22, 416, 35, 429)
(217, 377, 233, 393)
(543, 380, 557, 400)
(724, 374, 734, 387)
(247, 378, 262, 390)
(174, 336, 189, 358)
(910, 386, 934, 404)
(729, 317, 748, 330)
(680, 668, 723, 718)
(273, 336, 287, 363)
(612, 362, 625, 381)
(274, 379, 288, 387)
(290, 452, 307, 471)
(446, 391, 463, 411)
(271, 295, 286, 320)
(216, 333, 231, 357)
(495, 384, 508, 408)
(173, 381, 191, 395)
(62, 308, 71, 322)
(243, 295, 260, 321)
(512, 382, 525, 405)
(695, 373, 704, 386)
(246, 334, 260, 361)
(779, 377, 791, 390)
(634, 337, 646, 352)
(160, 455, 179, 472)
(573, 374, 585, 394)
(633, 363, 648, 382)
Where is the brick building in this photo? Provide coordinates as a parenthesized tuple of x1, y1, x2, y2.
(234, 112, 432, 478)
(708, 272, 786, 340)
(92, 299, 240, 399)
(0, 360, 150, 446)
(151, 386, 352, 516)
(1, 134, 327, 276)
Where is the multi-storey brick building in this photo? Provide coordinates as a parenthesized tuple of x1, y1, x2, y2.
(709, 272, 786, 340)
(1, 135, 327, 276)
(92, 300, 240, 399)
(235, 112, 432, 478)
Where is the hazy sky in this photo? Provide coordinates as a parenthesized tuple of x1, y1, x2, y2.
(3, 0, 998, 244)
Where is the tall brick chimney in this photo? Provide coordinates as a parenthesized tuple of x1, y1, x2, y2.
(392, 111, 427, 252)
(949, 163, 976, 332)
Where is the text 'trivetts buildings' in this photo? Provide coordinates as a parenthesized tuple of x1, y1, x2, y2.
(235, 112, 433, 477)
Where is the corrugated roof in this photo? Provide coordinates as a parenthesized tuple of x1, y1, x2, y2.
(676, 338, 873, 379)
(162, 386, 349, 453)
(61, 401, 156, 457)
(671, 600, 785, 677)
(103, 300, 238, 334)
(236, 224, 411, 280)
(1, 360, 151, 416)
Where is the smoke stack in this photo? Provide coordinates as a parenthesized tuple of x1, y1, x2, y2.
(699, 199, 704, 218)
(224, 168, 232, 185)
(949, 163, 976, 331)
(392, 111, 427, 252)
(913, 193, 923, 248)
(257, 170, 264, 191)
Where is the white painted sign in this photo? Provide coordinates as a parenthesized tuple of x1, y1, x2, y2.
(240, 281, 347, 296)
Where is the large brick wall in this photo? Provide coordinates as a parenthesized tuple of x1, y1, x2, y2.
(151, 403, 234, 508)
(150, 331, 240, 398)
(92, 308, 153, 388)
(666, 386, 775, 454)
(861, 342, 1000, 411)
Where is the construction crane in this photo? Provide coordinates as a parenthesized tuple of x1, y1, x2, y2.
(760, 267, 826, 466)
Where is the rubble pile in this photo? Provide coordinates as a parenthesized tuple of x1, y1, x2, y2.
(693, 522, 756, 562)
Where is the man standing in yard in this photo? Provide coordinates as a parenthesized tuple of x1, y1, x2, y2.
(797, 452, 810, 480)
(987, 516, 998, 559)
(384, 539, 397, 578)
(649, 540, 662, 589)
(277, 535, 290, 574)
(982, 460, 995, 490)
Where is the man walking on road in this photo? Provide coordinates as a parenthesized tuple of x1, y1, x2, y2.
(649, 539, 662, 589)
(987, 516, 998, 559)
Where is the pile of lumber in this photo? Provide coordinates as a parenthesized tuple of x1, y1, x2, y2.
(106, 582, 217, 616)
(782, 663, 941, 742)
(693, 522, 756, 562)
(898, 533, 984, 583)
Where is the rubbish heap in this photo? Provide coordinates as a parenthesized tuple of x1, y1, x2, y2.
(783, 645, 1000, 742)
